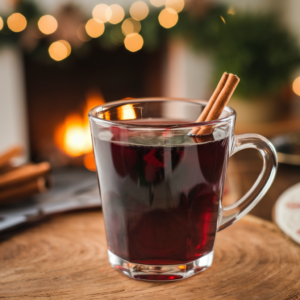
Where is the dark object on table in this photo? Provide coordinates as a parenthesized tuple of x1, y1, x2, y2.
(0, 168, 100, 234)
(271, 133, 300, 166)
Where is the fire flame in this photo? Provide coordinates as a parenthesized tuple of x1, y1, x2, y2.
(118, 104, 136, 120)
(54, 90, 105, 171)
(54, 93, 136, 171)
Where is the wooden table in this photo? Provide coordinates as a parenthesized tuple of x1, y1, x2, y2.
(1, 211, 300, 299)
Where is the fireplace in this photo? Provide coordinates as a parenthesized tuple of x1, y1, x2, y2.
(24, 42, 164, 169)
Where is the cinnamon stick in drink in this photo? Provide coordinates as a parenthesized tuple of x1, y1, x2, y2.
(189, 72, 228, 135)
(197, 74, 239, 136)
(191, 73, 240, 136)
(0, 162, 51, 189)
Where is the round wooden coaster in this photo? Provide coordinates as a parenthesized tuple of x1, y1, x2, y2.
(274, 182, 300, 244)
(1, 212, 300, 299)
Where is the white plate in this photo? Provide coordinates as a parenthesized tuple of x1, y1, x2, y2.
(274, 182, 300, 244)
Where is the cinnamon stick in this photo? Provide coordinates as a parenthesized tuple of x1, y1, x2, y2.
(189, 72, 229, 135)
(0, 176, 51, 204)
(0, 146, 24, 168)
(194, 73, 240, 136)
(0, 162, 51, 189)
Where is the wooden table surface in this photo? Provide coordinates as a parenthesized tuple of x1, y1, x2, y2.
(1, 211, 300, 299)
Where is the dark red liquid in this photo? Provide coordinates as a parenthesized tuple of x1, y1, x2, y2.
(94, 126, 229, 265)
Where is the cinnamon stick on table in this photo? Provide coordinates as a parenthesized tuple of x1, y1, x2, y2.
(0, 176, 51, 204)
(0, 146, 24, 168)
(190, 73, 240, 136)
(0, 162, 51, 189)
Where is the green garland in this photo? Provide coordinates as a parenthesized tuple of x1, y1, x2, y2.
(1, 1, 300, 98)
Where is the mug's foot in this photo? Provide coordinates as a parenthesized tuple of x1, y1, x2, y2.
(108, 250, 214, 282)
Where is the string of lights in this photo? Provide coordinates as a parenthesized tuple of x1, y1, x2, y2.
(0, 1, 298, 99)
(0, 0, 186, 61)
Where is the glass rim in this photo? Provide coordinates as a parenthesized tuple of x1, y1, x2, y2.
(88, 97, 236, 129)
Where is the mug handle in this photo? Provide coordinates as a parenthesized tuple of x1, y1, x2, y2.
(218, 133, 278, 231)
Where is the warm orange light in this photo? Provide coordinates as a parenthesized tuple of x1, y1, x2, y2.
(54, 90, 105, 158)
(158, 8, 178, 28)
(150, 0, 166, 7)
(118, 104, 137, 120)
(292, 77, 300, 96)
(93, 4, 109, 23)
(49, 40, 71, 61)
(76, 23, 91, 42)
(228, 7, 235, 15)
(106, 4, 125, 24)
(7, 13, 27, 32)
(84, 152, 97, 171)
(122, 18, 141, 36)
(63, 115, 89, 156)
(85, 18, 105, 38)
(165, 0, 184, 13)
(38, 15, 58, 35)
(0, 17, 3, 31)
(101, 111, 111, 120)
(130, 1, 149, 21)
(124, 33, 144, 52)
(220, 15, 226, 24)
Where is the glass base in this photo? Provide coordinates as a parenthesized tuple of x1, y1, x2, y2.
(108, 250, 214, 282)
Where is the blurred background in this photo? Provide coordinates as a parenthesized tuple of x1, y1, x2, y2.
(1, 0, 300, 235)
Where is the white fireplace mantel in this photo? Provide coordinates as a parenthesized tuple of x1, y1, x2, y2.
(0, 47, 28, 162)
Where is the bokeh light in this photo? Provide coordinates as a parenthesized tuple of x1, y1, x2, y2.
(165, 0, 185, 13)
(85, 18, 105, 38)
(220, 16, 226, 24)
(92, 4, 109, 23)
(292, 77, 300, 96)
(76, 23, 91, 42)
(158, 8, 178, 28)
(0, 17, 3, 31)
(38, 15, 58, 35)
(49, 40, 71, 61)
(150, 0, 166, 7)
(130, 1, 149, 21)
(7, 13, 27, 32)
(228, 7, 235, 15)
(60, 40, 71, 56)
(106, 4, 125, 24)
(124, 33, 144, 52)
(122, 18, 141, 36)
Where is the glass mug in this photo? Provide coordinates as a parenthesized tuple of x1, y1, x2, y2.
(89, 98, 277, 281)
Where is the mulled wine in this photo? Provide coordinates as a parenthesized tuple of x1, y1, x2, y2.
(94, 122, 229, 265)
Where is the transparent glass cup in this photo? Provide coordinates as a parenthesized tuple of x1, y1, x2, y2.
(89, 98, 277, 282)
